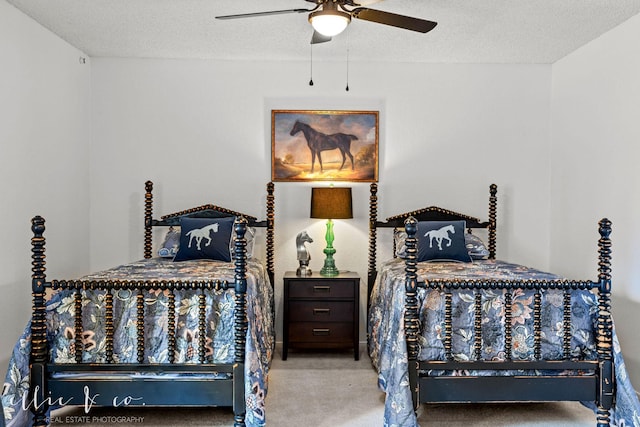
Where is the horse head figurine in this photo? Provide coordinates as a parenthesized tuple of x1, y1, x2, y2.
(295, 230, 313, 276)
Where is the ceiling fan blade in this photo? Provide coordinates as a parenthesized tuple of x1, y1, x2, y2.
(215, 8, 312, 20)
(311, 31, 332, 44)
(351, 7, 437, 33)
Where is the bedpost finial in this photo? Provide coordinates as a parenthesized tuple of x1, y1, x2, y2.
(598, 218, 612, 239)
(234, 216, 248, 240)
(370, 182, 378, 195)
(490, 183, 497, 195)
(32, 215, 45, 235)
(405, 216, 418, 236)
(145, 180, 153, 192)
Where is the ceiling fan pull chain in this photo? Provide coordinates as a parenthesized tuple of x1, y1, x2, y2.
(309, 44, 314, 86)
(345, 29, 350, 92)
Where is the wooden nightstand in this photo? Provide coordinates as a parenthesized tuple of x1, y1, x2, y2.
(282, 271, 360, 360)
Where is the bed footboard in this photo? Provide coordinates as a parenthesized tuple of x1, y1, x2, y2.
(403, 216, 615, 426)
(29, 217, 252, 427)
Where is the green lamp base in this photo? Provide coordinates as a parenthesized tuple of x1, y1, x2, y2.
(320, 219, 340, 277)
(320, 247, 339, 277)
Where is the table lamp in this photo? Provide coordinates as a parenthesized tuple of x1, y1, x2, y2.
(310, 186, 353, 276)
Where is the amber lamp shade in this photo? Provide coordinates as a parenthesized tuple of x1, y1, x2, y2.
(310, 187, 353, 276)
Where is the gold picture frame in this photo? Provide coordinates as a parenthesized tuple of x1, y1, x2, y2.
(271, 110, 379, 182)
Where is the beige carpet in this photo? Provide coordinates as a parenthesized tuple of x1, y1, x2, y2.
(52, 346, 597, 426)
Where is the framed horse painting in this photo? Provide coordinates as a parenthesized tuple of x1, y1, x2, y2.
(271, 110, 379, 182)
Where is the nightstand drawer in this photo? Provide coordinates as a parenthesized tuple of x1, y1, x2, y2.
(288, 280, 355, 299)
(289, 322, 353, 343)
(289, 301, 354, 322)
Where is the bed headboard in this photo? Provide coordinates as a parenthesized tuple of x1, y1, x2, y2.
(367, 183, 497, 305)
(143, 180, 276, 287)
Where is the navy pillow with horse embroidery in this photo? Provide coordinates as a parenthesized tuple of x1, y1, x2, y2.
(173, 216, 235, 262)
(416, 220, 472, 263)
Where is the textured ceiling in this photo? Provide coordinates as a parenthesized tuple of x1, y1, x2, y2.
(7, 0, 640, 63)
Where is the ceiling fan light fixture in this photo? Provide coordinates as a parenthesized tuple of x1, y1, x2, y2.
(309, 8, 351, 37)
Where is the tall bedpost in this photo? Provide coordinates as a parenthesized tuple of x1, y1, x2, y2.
(404, 216, 420, 411)
(233, 217, 248, 427)
(488, 184, 498, 259)
(30, 216, 48, 427)
(596, 218, 614, 426)
(144, 180, 154, 259)
(368, 183, 378, 310)
(266, 182, 275, 288)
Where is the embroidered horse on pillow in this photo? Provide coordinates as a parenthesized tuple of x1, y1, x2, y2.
(186, 223, 219, 251)
(425, 225, 455, 251)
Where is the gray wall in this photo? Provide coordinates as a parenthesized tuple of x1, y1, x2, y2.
(0, 1, 91, 375)
(551, 13, 640, 388)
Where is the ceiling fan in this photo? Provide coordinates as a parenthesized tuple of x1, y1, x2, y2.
(215, 0, 437, 44)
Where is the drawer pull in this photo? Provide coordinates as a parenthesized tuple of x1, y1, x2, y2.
(313, 285, 331, 293)
(313, 308, 330, 315)
(312, 328, 330, 336)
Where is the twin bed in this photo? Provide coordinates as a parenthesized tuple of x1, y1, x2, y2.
(2, 181, 276, 427)
(367, 183, 640, 427)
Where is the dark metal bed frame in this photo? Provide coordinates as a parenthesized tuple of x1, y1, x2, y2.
(367, 183, 615, 426)
(28, 180, 275, 427)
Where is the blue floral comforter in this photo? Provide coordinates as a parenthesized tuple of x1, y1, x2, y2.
(368, 258, 640, 427)
(2, 257, 274, 427)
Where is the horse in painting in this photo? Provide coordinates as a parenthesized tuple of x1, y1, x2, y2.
(290, 120, 357, 173)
